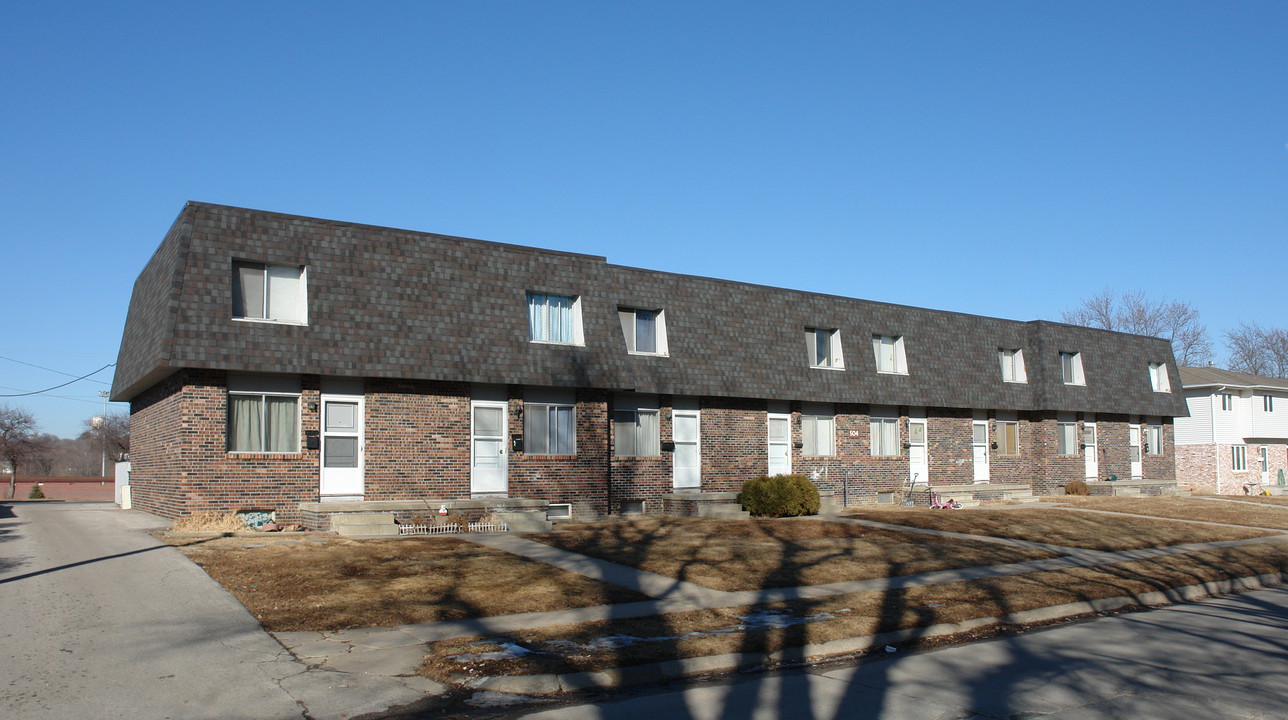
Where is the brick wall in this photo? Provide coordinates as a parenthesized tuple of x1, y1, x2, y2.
(130, 373, 1180, 522)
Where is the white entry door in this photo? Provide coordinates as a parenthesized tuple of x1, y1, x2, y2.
(1129, 424, 1143, 480)
(972, 420, 990, 483)
(1084, 422, 1099, 481)
(471, 401, 509, 494)
(320, 396, 364, 497)
(908, 417, 928, 486)
(673, 410, 701, 489)
(1260, 446, 1270, 485)
(767, 413, 792, 477)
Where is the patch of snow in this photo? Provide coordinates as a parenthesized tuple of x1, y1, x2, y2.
(465, 690, 543, 708)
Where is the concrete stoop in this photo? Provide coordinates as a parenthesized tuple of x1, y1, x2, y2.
(330, 513, 400, 537)
(460, 570, 1288, 697)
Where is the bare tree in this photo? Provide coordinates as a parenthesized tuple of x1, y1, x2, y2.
(0, 405, 44, 499)
(1061, 288, 1214, 366)
(82, 412, 130, 471)
(1225, 322, 1288, 378)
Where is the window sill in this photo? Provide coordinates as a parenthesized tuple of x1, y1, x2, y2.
(810, 365, 845, 371)
(1002, 379, 1028, 385)
(875, 370, 908, 376)
(232, 317, 308, 327)
(227, 451, 304, 458)
(628, 351, 669, 357)
(529, 340, 585, 347)
(1063, 382, 1086, 387)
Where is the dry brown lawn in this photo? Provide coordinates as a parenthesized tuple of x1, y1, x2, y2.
(1050, 496, 1288, 530)
(524, 517, 1057, 592)
(421, 541, 1288, 680)
(846, 506, 1275, 548)
(168, 534, 649, 631)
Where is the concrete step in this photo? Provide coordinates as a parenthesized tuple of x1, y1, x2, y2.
(696, 504, 751, 520)
(330, 512, 400, 537)
(495, 512, 553, 532)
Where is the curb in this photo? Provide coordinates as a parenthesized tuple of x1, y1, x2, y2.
(462, 570, 1288, 696)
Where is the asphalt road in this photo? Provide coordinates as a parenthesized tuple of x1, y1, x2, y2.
(0, 501, 429, 720)
(511, 582, 1288, 719)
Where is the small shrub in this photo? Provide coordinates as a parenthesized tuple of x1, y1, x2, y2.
(27, 484, 45, 499)
(1065, 479, 1090, 496)
(171, 512, 248, 533)
(739, 474, 821, 517)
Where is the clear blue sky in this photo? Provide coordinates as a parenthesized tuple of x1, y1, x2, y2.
(3, 1, 1285, 439)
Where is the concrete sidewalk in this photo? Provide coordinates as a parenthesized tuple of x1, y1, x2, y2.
(274, 513, 1288, 699)
(0, 502, 443, 720)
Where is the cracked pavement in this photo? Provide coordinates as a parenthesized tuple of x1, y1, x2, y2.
(0, 501, 441, 720)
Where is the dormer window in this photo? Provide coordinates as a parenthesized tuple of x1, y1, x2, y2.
(1148, 362, 1171, 392)
(1060, 351, 1085, 386)
(872, 335, 908, 374)
(619, 307, 668, 355)
(233, 261, 307, 324)
(807, 328, 844, 369)
(999, 348, 1027, 383)
(527, 292, 584, 345)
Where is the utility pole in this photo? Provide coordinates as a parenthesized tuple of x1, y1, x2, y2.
(97, 390, 109, 477)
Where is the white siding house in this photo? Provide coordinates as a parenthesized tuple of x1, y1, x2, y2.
(1175, 366, 1288, 494)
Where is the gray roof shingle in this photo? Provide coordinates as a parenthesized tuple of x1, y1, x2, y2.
(111, 202, 1188, 419)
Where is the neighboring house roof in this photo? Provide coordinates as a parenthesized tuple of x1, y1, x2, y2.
(112, 202, 1188, 418)
(1179, 366, 1288, 392)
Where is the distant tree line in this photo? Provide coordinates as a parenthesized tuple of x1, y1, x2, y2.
(0, 405, 129, 497)
(1062, 288, 1288, 378)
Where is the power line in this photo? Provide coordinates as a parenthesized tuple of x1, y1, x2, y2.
(0, 386, 105, 405)
(0, 363, 116, 398)
(0, 355, 111, 386)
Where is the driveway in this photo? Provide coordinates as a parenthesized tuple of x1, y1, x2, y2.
(0, 501, 436, 720)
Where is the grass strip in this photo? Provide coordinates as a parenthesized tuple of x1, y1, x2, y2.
(420, 541, 1288, 681)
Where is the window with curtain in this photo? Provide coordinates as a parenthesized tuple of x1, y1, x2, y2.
(228, 392, 299, 452)
(1145, 424, 1163, 455)
(233, 261, 306, 324)
(1056, 420, 1078, 455)
(872, 335, 907, 374)
(869, 416, 898, 457)
(802, 412, 836, 456)
(613, 409, 659, 456)
(524, 403, 576, 455)
(999, 348, 1027, 383)
(528, 292, 579, 344)
(618, 307, 667, 354)
(1060, 352, 1085, 385)
(997, 421, 1019, 455)
(807, 328, 843, 368)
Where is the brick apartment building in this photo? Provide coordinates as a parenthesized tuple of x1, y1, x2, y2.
(111, 202, 1187, 527)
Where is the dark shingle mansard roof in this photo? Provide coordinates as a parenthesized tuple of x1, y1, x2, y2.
(111, 202, 1187, 418)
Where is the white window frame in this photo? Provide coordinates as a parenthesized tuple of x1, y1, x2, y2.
(523, 390, 577, 456)
(619, 307, 668, 355)
(801, 403, 836, 457)
(1233, 444, 1247, 471)
(1060, 351, 1085, 386)
(806, 327, 845, 369)
(872, 335, 908, 375)
(1222, 393, 1234, 411)
(1056, 414, 1078, 455)
(227, 374, 301, 454)
(527, 292, 585, 345)
(1145, 422, 1163, 456)
(1264, 395, 1274, 413)
(613, 395, 660, 457)
(999, 348, 1027, 383)
(869, 406, 899, 457)
(232, 261, 307, 325)
(1149, 362, 1171, 393)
